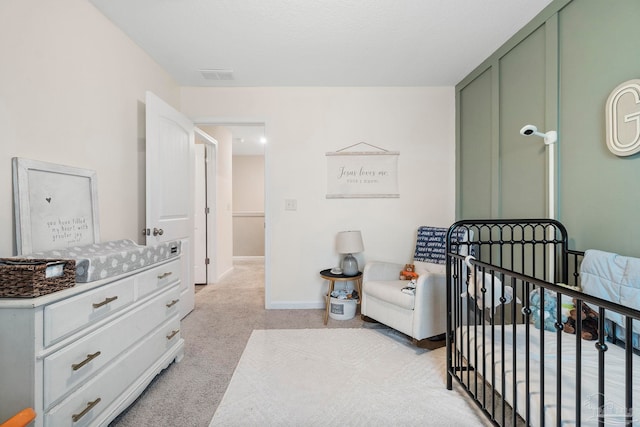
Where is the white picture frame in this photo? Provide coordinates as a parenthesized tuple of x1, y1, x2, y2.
(12, 157, 100, 254)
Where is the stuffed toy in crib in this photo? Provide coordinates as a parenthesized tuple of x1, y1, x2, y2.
(563, 299, 599, 340)
(529, 288, 574, 332)
(462, 260, 521, 312)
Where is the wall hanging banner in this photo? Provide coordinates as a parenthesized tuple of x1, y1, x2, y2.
(326, 142, 399, 198)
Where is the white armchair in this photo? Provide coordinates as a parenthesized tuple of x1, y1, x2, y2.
(361, 226, 460, 346)
(362, 260, 446, 345)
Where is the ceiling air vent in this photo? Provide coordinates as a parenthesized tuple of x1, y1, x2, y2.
(200, 69, 234, 81)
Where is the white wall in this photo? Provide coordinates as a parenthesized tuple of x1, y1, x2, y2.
(233, 155, 265, 257)
(181, 87, 455, 308)
(0, 0, 180, 257)
(0, 1, 457, 309)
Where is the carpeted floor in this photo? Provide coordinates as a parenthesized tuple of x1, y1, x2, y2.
(209, 328, 489, 426)
(110, 259, 367, 426)
(110, 259, 488, 426)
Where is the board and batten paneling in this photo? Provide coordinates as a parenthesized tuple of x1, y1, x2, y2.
(457, 69, 494, 219)
(457, 23, 553, 220)
(457, 0, 640, 257)
(558, 0, 640, 256)
(498, 24, 547, 219)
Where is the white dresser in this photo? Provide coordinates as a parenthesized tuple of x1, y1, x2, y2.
(0, 257, 184, 427)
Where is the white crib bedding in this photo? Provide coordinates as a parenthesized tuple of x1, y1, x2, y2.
(456, 324, 640, 426)
(26, 239, 181, 282)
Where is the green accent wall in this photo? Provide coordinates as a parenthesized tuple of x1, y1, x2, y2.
(456, 0, 640, 257)
(458, 69, 493, 218)
(499, 25, 547, 218)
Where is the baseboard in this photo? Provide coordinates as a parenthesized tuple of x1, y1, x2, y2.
(233, 256, 265, 261)
(215, 265, 235, 281)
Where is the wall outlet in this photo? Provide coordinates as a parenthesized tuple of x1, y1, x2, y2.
(285, 199, 297, 211)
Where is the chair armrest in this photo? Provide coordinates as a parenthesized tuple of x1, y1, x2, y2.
(412, 269, 447, 339)
(413, 269, 446, 308)
(363, 261, 404, 282)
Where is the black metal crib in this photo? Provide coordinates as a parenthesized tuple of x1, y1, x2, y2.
(445, 219, 640, 427)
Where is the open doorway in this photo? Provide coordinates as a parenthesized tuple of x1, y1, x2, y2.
(192, 123, 266, 291)
(228, 125, 265, 261)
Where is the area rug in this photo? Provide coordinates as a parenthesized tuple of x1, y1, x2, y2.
(209, 328, 489, 426)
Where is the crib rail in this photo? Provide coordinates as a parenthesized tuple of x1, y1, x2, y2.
(445, 219, 640, 427)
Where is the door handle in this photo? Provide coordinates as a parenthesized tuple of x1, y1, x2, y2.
(153, 228, 164, 236)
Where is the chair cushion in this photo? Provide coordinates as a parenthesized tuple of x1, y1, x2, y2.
(364, 280, 415, 310)
(413, 261, 446, 275)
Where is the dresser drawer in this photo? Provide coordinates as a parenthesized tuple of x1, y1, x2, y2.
(44, 315, 182, 427)
(43, 284, 181, 408)
(44, 277, 135, 346)
(136, 259, 181, 300)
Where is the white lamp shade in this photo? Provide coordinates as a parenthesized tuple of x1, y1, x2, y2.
(336, 231, 364, 254)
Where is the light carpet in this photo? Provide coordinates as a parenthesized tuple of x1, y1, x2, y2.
(209, 328, 489, 426)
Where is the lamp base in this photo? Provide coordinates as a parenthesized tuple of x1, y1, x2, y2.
(341, 254, 359, 276)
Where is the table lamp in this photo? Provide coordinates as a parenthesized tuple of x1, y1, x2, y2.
(336, 230, 364, 276)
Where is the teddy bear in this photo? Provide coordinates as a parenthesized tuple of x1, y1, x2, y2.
(399, 264, 418, 280)
(529, 288, 574, 332)
(563, 299, 599, 340)
(529, 288, 560, 332)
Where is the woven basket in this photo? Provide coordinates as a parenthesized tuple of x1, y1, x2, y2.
(0, 258, 76, 298)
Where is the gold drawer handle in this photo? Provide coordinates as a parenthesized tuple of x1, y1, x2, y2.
(166, 299, 179, 308)
(92, 296, 118, 309)
(71, 397, 101, 422)
(72, 351, 101, 371)
(166, 329, 179, 340)
(157, 272, 173, 279)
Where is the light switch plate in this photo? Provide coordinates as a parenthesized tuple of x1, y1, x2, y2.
(285, 199, 297, 211)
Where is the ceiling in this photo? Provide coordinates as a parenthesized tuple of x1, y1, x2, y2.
(225, 125, 265, 156)
(89, 0, 553, 88)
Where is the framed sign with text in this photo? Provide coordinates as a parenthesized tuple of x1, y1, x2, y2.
(12, 157, 100, 254)
(326, 143, 399, 198)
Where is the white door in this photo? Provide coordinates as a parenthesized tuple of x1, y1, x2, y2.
(193, 144, 206, 284)
(204, 142, 217, 282)
(193, 128, 218, 284)
(145, 91, 195, 318)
